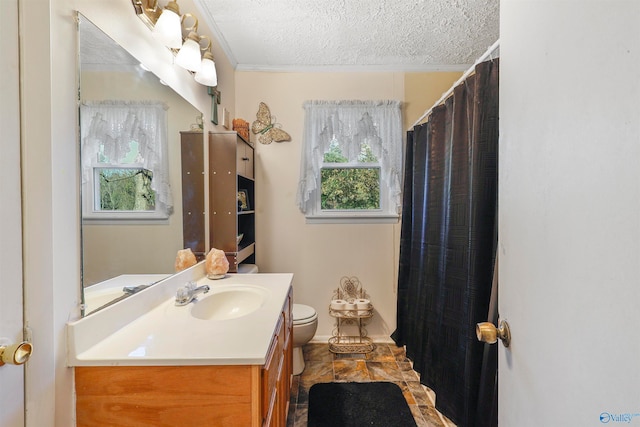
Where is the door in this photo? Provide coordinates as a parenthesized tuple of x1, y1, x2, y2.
(499, 2, 640, 425)
(0, 0, 26, 426)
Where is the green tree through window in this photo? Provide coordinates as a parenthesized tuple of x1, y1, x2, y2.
(321, 140, 381, 210)
(98, 168, 155, 211)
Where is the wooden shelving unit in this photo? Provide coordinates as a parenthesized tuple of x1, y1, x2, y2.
(180, 131, 256, 272)
(209, 131, 256, 272)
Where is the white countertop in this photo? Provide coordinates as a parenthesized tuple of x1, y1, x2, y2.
(67, 270, 293, 366)
(83, 274, 170, 314)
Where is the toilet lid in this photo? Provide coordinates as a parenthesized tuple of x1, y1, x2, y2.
(293, 304, 317, 324)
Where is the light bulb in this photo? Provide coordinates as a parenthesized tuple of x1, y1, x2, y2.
(152, 1, 182, 49)
(194, 51, 217, 86)
(175, 32, 202, 72)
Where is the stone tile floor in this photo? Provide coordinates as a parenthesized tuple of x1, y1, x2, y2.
(286, 342, 454, 427)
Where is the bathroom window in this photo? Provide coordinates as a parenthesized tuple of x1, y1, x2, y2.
(320, 139, 382, 211)
(80, 101, 172, 221)
(297, 100, 402, 224)
(94, 166, 155, 212)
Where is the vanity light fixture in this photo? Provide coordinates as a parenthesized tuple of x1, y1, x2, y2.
(132, 0, 219, 87)
(194, 48, 217, 87)
(131, 0, 162, 27)
(175, 31, 204, 72)
(152, 0, 182, 48)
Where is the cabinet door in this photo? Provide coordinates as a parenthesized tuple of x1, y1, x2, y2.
(236, 137, 254, 179)
(180, 132, 205, 258)
(209, 133, 238, 252)
(262, 336, 279, 424)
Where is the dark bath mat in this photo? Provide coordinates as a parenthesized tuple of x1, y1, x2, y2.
(308, 382, 418, 427)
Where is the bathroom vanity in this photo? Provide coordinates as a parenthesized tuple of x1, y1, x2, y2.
(68, 269, 293, 427)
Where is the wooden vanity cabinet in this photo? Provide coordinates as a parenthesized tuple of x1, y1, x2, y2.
(180, 131, 256, 271)
(74, 288, 293, 427)
(262, 288, 293, 427)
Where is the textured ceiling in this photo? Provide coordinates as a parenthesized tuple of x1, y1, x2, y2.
(194, 0, 499, 72)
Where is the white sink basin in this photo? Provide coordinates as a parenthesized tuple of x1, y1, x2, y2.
(190, 285, 270, 321)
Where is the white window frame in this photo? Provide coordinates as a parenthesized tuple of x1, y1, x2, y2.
(308, 164, 397, 224)
(80, 101, 172, 223)
(297, 100, 402, 224)
(83, 163, 168, 221)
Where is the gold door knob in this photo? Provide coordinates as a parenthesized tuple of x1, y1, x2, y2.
(476, 320, 511, 348)
(0, 341, 33, 366)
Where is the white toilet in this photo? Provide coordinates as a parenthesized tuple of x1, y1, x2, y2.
(292, 303, 318, 375)
(238, 266, 317, 375)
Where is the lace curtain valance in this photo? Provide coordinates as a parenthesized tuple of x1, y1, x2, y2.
(80, 100, 172, 214)
(296, 100, 403, 214)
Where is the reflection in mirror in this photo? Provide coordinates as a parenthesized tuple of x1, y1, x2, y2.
(79, 14, 202, 316)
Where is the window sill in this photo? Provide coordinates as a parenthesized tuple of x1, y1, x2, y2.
(82, 212, 169, 225)
(305, 214, 399, 225)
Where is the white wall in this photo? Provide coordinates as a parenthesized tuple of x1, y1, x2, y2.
(500, 1, 640, 425)
(20, 1, 73, 424)
(0, 1, 26, 425)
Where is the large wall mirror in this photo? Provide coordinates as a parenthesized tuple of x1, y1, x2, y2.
(79, 13, 202, 316)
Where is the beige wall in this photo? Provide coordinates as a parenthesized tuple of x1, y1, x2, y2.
(404, 72, 463, 130)
(235, 71, 460, 339)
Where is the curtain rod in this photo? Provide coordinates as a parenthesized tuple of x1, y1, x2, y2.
(410, 39, 500, 129)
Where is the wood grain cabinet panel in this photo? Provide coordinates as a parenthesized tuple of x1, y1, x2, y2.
(210, 132, 255, 272)
(75, 365, 255, 427)
(75, 289, 294, 427)
(180, 131, 206, 259)
(180, 131, 256, 272)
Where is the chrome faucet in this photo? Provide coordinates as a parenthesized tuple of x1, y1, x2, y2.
(175, 281, 210, 306)
(122, 284, 151, 295)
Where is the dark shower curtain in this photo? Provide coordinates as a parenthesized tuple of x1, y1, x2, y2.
(392, 59, 499, 427)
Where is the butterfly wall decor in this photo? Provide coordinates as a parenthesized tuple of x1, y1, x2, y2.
(251, 102, 291, 145)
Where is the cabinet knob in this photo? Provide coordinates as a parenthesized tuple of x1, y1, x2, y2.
(242, 157, 249, 161)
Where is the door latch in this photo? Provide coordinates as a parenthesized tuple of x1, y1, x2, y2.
(0, 339, 33, 366)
